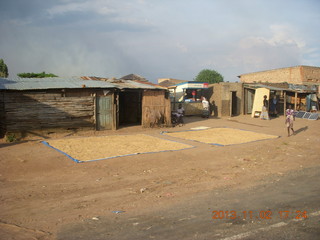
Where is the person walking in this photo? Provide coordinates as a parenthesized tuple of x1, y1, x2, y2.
(285, 104, 295, 137)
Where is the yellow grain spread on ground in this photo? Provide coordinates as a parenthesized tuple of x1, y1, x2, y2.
(165, 128, 278, 145)
(46, 134, 192, 161)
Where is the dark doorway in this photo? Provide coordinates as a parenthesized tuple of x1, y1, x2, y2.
(231, 91, 238, 116)
(119, 91, 142, 126)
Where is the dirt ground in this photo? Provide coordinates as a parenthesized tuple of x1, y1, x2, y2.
(0, 115, 319, 240)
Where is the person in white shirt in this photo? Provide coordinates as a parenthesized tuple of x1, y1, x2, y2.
(201, 97, 210, 118)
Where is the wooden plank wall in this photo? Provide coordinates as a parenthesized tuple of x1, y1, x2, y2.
(142, 90, 171, 127)
(0, 92, 5, 135)
(3, 92, 95, 132)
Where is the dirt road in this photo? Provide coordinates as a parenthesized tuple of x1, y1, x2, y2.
(57, 166, 320, 240)
(0, 115, 319, 239)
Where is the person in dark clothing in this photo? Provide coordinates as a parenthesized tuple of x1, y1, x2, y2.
(260, 95, 270, 120)
(270, 95, 278, 117)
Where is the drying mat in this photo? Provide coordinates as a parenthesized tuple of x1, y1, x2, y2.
(162, 128, 279, 146)
(42, 134, 193, 163)
(190, 126, 210, 130)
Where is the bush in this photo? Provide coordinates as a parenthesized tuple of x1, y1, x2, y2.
(5, 133, 16, 143)
(18, 71, 58, 78)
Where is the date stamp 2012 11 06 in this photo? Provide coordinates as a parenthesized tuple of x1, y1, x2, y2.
(212, 210, 308, 220)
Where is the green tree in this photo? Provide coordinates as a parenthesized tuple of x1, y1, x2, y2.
(18, 71, 58, 78)
(0, 59, 9, 78)
(195, 69, 224, 84)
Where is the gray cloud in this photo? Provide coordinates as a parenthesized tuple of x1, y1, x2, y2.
(0, 0, 319, 82)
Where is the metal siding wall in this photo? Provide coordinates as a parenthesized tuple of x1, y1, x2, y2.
(96, 95, 113, 130)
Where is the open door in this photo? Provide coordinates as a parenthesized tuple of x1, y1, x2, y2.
(251, 88, 270, 118)
(244, 88, 255, 114)
(119, 91, 142, 126)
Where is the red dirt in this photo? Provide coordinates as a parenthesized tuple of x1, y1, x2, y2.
(0, 115, 319, 239)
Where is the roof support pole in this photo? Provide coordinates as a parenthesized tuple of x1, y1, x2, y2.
(174, 88, 176, 111)
(93, 93, 97, 130)
(284, 91, 287, 115)
(294, 92, 298, 111)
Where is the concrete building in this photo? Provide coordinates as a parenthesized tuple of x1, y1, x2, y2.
(238, 66, 320, 85)
(208, 82, 243, 117)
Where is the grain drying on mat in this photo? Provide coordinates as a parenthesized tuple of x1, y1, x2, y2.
(45, 134, 192, 161)
(164, 128, 278, 145)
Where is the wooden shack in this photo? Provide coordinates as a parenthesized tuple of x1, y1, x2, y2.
(0, 76, 171, 136)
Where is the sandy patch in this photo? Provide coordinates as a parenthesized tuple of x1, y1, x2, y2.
(44, 134, 193, 162)
(163, 127, 278, 145)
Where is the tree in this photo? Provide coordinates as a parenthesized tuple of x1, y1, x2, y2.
(194, 69, 224, 84)
(17, 71, 58, 78)
(0, 59, 9, 78)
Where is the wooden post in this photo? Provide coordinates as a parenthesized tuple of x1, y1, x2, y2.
(116, 91, 119, 129)
(284, 91, 286, 115)
(294, 92, 298, 111)
(93, 93, 97, 130)
(230, 91, 233, 117)
(112, 92, 117, 130)
(173, 87, 176, 111)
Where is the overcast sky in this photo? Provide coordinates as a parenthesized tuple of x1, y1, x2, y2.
(0, 0, 319, 82)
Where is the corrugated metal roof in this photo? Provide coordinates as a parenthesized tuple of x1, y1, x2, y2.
(244, 83, 287, 91)
(244, 83, 318, 93)
(0, 76, 165, 90)
(0, 76, 116, 90)
(120, 73, 148, 82)
(288, 84, 318, 92)
(81, 76, 166, 90)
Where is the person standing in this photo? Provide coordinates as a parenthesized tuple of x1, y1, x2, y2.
(192, 90, 196, 101)
(270, 95, 278, 117)
(176, 103, 185, 126)
(201, 97, 210, 118)
(285, 104, 295, 137)
(260, 95, 270, 120)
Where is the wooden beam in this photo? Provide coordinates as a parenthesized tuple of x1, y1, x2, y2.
(93, 93, 97, 130)
(284, 91, 287, 115)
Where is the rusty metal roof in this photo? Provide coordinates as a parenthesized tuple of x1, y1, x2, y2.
(120, 73, 148, 82)
(81, 76, 166, 90)
(0, 76, 166, 90)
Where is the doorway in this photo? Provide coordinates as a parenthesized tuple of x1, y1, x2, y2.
(230, 91, 238, 116)
(119, 91, 142, 126)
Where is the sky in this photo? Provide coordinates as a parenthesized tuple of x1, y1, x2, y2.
(0, 0, 320, 83)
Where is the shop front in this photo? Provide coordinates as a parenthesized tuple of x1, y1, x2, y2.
(170, 82, 209, 115)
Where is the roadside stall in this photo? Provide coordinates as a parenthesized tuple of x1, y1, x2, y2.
(170, 81, 209, 115)
(243, 83, 319, 120)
